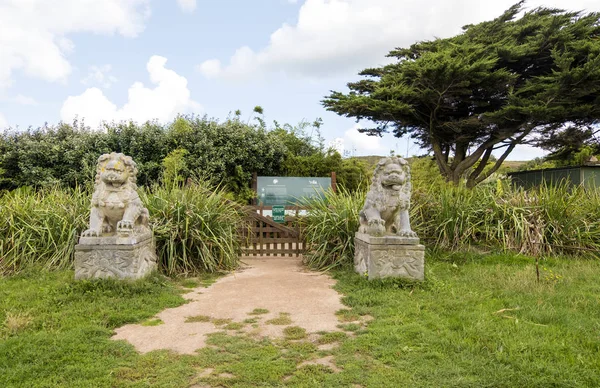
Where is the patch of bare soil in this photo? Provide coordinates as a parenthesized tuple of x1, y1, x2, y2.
(112, 257, 345, 354)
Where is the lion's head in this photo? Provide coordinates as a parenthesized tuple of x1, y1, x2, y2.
(94, 153, 138, 190)
(371, 156, 410, 195)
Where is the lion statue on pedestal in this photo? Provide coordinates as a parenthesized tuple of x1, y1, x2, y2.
(358, 156, 417, 237)
(82, 152, 150, 237)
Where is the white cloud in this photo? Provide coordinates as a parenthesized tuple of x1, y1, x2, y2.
(198, 0, 600, 79)
(330, 124, 394, 156)
(81, 65, 118, 89)
(0, 112, 7, 129)
(177, 0, 197, 12)
(13, 94, 38, 106)
(61, 56, 202, 128)
(501, 145, 547, 161)
(0, 0, 150, 89)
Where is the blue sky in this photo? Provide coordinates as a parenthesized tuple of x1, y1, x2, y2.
(1, 0, 599, 159)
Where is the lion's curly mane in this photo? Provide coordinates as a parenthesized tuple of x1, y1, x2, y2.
(93, 152, 139, 190)
(363, 156, 411, 211)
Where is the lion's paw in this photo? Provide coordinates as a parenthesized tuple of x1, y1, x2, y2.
(398, 230, 417, 238)
(82, 228, 101, 237)
(367, 219, 386, 236)
(117, 220, 134, 235)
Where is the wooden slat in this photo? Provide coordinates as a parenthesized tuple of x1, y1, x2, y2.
(256, 238, 299, 243)
(239, 205, 307, 257)
(243, 249, 298, 255)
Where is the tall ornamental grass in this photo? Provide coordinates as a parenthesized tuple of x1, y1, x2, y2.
(0, 182, 243, 276)
(142, 184, 244, 275)
(416, 182, 600, 256)
(0, 187, 89, 274)
(300, 187, 365, 271)
(301, 182, 600, 270)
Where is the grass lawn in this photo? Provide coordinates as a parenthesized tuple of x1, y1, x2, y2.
(1, 252, 599, 387)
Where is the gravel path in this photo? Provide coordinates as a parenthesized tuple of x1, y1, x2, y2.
(112, 257, 345, 354)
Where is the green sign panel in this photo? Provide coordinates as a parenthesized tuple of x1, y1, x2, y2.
(272, 205, 285, 223)
(257, 176, 332, 206)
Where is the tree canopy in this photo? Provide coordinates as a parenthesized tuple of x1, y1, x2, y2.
(323, 1, 600, 187)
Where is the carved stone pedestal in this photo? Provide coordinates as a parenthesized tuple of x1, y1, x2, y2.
(354, 232, 424, 281)
(74, 232, 158, 280)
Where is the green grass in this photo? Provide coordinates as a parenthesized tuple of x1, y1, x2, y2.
(247, 308, 269, 315)
(0, 269, 192, 387)
(224, 322, 245, 330)
(2, 253, 600, 387)
(212, 318, 232, 326)
(266, 312, 293, 325)
(141, 318, 164, 326)
(185, 315, 211, 323)
(283, 326, 307, 340)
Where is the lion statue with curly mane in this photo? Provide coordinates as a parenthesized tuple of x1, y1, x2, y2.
(82, 152, 150, 237)
(358, 156, 417, 238)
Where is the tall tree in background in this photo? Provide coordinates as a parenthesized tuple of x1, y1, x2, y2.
(323, 2, 600, 187)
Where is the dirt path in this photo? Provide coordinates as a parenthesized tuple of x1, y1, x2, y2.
(112, 257, 346, 354)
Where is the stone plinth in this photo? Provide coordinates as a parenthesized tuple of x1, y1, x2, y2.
(354, 232, 424, 281)
(74, 233, 157, 280)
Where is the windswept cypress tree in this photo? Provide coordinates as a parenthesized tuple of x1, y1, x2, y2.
(323, 1, 600, 187)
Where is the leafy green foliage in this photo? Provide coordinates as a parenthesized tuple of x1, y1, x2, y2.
(324, 3, 600, 187)
(0, 114, 369, 201)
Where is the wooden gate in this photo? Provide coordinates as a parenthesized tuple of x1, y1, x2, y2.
(241, 206, 305, 257)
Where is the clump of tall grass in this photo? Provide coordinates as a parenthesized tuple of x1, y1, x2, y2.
(300, 181, 600, 269)
(142, 182, 244, 275)
(415, 182, 600, 256)
(0, 186, 89, 274)
(1, 182, 244, 276)
(300, 187, 365, 270)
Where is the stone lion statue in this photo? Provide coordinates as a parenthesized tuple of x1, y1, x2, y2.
(82, 152, 150, 237)
(358, 156, 417, 237)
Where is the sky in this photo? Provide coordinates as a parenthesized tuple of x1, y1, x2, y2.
(1, 0, 599, 160)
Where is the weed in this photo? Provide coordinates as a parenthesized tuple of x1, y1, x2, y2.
(335, 309, 360, 322)
(224, 322, 245, 330)
(179, 279, 200, 288)
(141, 318, 164, 326)
(317, 331, 347, 344)
(2, 311, 32, 336)
(337, 323, 361, 332)
(212, 318, 232, 326)
(248, 308, 269, 315)
(185, 315, 211, 323)
(283, 326, 307, 340)
(266, 313, 292, 325)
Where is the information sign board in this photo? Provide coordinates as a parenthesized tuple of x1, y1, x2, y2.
(257, 176, 332, 206)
